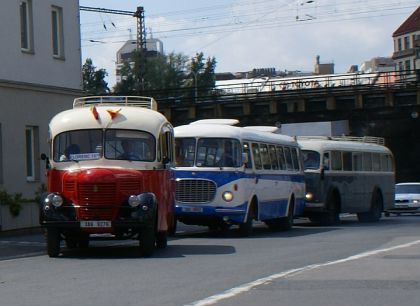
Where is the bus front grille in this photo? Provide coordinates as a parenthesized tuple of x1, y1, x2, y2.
(78, 183, 116, 205)
(175, 179, 216, 203)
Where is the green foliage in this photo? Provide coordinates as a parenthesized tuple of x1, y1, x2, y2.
(0, 184, 46, 217)
(113, 51, 217, 101)
(0, 190, 23, 217)
(82, 58, 110, 95)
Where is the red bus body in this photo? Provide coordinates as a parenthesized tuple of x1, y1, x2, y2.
(39, 96, 175, 257)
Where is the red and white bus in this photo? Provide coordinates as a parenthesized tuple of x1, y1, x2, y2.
(39, 96, 175, 257)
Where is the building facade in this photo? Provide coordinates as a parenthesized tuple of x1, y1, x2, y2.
(0, 0, 82, 230)
(115, 38, 164, 83)
(392, 6, 420, 81)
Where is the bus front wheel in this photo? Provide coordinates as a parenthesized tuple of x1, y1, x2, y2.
(46, 228, 61, 257)
(139, 227, 155, 257)
(238, 203, 255, 237)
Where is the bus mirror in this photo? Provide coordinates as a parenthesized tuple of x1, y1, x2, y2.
(162, 156, 170, 166)
(242, 153, 248, 165)
(40, 153, 51, 169)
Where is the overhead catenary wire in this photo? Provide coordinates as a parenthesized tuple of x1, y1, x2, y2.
(80, 0, 418, 47)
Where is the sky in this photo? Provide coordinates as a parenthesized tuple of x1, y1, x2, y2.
(79, 0, 420, 88)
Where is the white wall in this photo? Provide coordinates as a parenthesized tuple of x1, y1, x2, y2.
(0, 0, 81, 90)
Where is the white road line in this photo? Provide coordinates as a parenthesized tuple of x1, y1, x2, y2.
(185, 239, 420, 306)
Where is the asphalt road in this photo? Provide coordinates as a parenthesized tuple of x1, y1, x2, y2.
(1, 214, 420, 306)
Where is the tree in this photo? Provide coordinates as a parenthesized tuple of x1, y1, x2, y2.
(185, 52, 217, 101)
(113, 51, 217, 102)
(82, 58, 109, 95)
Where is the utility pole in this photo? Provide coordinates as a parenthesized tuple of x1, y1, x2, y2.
(80, 5, 147, 91)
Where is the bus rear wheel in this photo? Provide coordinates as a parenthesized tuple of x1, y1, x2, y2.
(357, 190, 383, 222)
(265, 200, 294, 231)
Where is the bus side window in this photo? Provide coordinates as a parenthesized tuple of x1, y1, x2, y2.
(252, 143, 262, 170)
(343, 151, 352, 171)
(276, 146, 286, 170)
(260, 144, 271, 170)
(331, 151, 342, 171)
(243, 142, 252, 169)
(291, 148, 300, 171)
(372, 153, 380, 171)
(353, 152, 363, 171)
(269, 145, 279, 170)
(323, 152, 330, 170)
(363, 152, 372, 171)
(283, 147, 293, 170)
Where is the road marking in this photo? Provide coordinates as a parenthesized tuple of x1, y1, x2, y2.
(185, 239, 420, 306)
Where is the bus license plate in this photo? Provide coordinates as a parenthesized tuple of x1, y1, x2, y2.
(182, 207, 203, 213)
(80, 220, 112, 228)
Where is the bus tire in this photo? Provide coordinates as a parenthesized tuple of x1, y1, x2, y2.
(168, 218, 177, 236)
(46, 228, 61, 257)
(357, 190, 383, 223)
(280, 199, 294, 231)
(316, 191, 340, 226)
(265, 199, 294, 231)
(238, 202, 255, 237)
(78, 233, 90, 248)
(139, 227, 155, 257)
(156, 231, 168, 249)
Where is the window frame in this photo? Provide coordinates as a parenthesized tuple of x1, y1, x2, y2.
(25, 126, 39, 181)
(20, 0, 34, 53)
(51, 5, 64, 59)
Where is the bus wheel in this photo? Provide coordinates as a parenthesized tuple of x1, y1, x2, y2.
(280, 201, 294, 231)
(78, 233, 90, 248)
(46, 228, 61, 257)
(357, 191, 383, 222)
(139, 227, 155, 257)
(168, 218, 177, 236)
(156, 231, 168, 249)
(265, 201, 294, 231)
(319, 192, 340, 225)
(238, 204, 254, 237)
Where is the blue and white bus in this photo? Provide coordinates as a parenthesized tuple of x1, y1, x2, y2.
(173, 119, 305, 236)
(298, 136, 395, 225)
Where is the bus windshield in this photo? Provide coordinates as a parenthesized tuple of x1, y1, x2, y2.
(53, 129, 155, 162)
(302, 150, 321, 170)
(175, 137, 242, 167)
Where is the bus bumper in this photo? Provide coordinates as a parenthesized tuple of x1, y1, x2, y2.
(174, 203, 247, 225)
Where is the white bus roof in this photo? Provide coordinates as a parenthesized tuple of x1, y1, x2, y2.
(297, 138, 392, 154)
(175, 122, 297, 146)
(50, 98, 169, 136)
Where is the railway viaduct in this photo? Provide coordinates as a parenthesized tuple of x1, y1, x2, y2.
(157, 74, 420, 182)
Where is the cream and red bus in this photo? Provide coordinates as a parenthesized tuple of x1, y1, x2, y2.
(39, 96, 174, 257)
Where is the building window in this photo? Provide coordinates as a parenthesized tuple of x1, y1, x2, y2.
(404, 36, 410, 49)
(398, 62, 404, 72)
(0, 124, 3, 184)
(405, 60, 411, 73)
(397, 38, 402, 51)
(20, 0, 33, 52)
(25, 126, 39, 181)
(51, 6, 64, 58)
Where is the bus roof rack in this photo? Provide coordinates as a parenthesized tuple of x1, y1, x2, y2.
(296, 135, 385, 145)
(243, 126, 281, 133)
(190, 119, 239, 126)
(73, 96, 157, 111)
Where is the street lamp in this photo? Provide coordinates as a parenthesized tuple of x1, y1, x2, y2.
(190, 70, 198, 103)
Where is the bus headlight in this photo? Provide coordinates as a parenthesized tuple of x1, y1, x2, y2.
(51, 194, 63, 207)
(222, 191, 234, 202)
(305, 192, 314, 201)
(128, 195, 141, 208)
